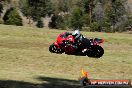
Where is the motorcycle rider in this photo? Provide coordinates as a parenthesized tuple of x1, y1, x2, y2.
(62, 29, 91, 54)
(72, 29, 82, 45)
(71, 29, 91, 53)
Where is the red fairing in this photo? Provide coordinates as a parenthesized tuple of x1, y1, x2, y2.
(56, 32, 65, 44)
(53, 32, 75, 54)
(56, 32, 74, 44)
(66, 35, 75, 43)
(53, 42, 60, 48)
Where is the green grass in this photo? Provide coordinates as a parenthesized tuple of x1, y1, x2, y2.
(0, 24, 132, 88)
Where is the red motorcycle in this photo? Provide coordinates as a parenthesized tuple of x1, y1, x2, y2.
(49, 32, 104, 58)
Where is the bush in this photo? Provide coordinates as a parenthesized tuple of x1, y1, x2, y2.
(3, 7, 23, 26)
(36, 19, 44, 28)
(90, 18, 112, 32)
(82, 14, 90, 27)
(82, 27, 91, 31)
(48, 14, 66, 29)
(101, 20, 111, 32)
(90, 22, 100, 32)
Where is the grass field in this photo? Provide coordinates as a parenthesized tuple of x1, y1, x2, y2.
(0, 24, 132, 88)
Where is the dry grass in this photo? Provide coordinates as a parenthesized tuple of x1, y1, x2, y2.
(0, 24, 132, 88)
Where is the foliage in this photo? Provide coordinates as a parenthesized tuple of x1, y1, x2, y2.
(58, 0, 69, 12)
(82, 14, 90, 26)
(0, 3, 3, 15)
(82, 0, 93, 13)
(69, 8, 84, 29)
(36, 19, 44, 28)
(19, 0, 54, 21)
(4, 0, 11, 3)
(89, 22, 99, 31)
(125, 16, 132, 27)
(0, 2, 3, 25)
(82, 27, 91, 31)
(19, 0, 32, 19)
(101, 18, 112, 32)
(1, 0, 130, 32)
(105, 0, 127, 26)
(48, 14, 66, 29)
(93, 2, 104, 22)
(3, 7, 23, 26)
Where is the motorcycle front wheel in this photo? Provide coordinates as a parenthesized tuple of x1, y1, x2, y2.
(49, 44, 64, 54)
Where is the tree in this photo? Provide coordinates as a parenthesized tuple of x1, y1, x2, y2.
(0, 3, 3, 16)
(52, 0, 75, 14)
(19, 0, 54, 26)
(94, 2, 104, 22)
(58, 0, 69, 12)
(3, 7, 23, 26)
(69, 8, 84, 29)
(0, 0, 11, 24)
(90, 22, 99, 31)
(79, 0, 95, 24)
(105, 0, 127, 30)
(81, 14, 90, 27)
(82, 0, 93, 13)
(19, 0, 33, 26)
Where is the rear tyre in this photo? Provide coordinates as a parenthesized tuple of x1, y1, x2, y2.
(86, 46, 95, 57)
(87, 45, 104, 58)
(49, 44, 63, 54)
(93, 45, 104, 58)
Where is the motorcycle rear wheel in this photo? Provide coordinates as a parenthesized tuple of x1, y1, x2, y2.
(87, 45, 104, 58)
(93, 45, 104, 58)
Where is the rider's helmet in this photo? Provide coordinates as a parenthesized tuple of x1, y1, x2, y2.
(72, 29, 81, 39)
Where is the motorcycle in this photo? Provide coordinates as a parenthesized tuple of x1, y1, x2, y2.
(49, 32, 104, 58)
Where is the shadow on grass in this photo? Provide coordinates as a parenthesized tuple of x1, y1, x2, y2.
(0, 77, 131, 88)
(0, 76, 80, 88)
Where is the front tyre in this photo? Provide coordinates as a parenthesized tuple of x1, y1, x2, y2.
(49, 44, 63, 54)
